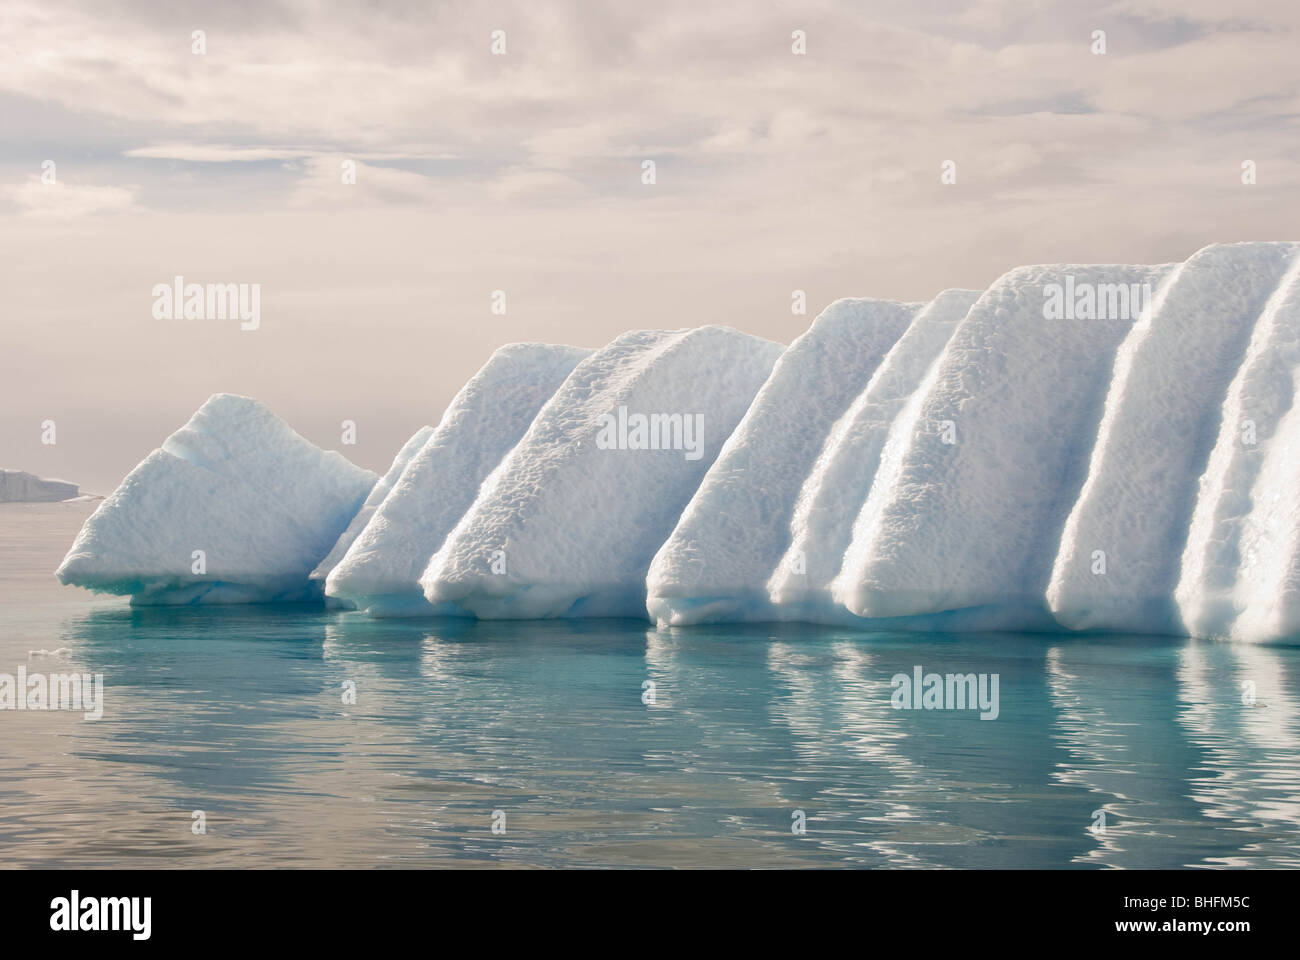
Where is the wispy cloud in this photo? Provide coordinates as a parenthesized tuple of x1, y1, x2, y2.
(4, 175, 138, 218)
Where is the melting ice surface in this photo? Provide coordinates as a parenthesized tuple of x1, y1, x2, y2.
(57, 243, 1300, 642)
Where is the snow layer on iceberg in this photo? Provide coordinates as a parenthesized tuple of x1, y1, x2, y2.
(324, 343, 590, 615)
(767, 289, 979, 618)
(1048, 242, 1300, 634)
(57, 394, 377, 604)
(1176, 255, 1300, 638)
(833, 262, 1177, 625)
(645, 298, 921, 626)
(310, 424, 434, 585)
(421, 327, 783, 619)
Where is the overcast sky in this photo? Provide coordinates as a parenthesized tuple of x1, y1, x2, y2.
(2, 0, 1298, 493)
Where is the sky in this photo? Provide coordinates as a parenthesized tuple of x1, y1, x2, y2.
(2, 0, 1298, 494)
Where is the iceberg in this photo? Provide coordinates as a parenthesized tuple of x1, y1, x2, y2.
(57, 394, 377, 604)
(1, 470, 79, 502)
(832, 262, 1177, 629)
(645, 298, 922, 626)
(54, 242, 1300, 641)
(1231, 388, 1300, 643)
(1176, 256, 1300, 638)
(767, 289, 979, 620)
(1048, 242, 1300, 634)
(420, 326, 783, 618)
(310, 423, 435, 589)
(323, 343, 591, 615)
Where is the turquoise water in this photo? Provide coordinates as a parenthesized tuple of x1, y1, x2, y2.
(3, 502, 1299, 868)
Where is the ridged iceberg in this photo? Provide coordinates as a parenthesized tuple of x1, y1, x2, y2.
(1176, 256, 1300, 639)
(646, 297, 922, 625)
(324, 343, 590, 615)
(835, 262, 1176, 629)
(420, 327, 783, 618)
(57, 394, 377, 604)
(310, 423, 435, 590)
(1048, 242, 1300, 634)
(768, 289, 979, 619)
(56, 242, 1300, 642)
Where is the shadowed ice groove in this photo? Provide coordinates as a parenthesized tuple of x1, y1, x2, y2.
(324, 343, 591, 616)
(1230, 351, 1300, 643)
(309, 423, 435, 595)
(833, 262, 1176, 627)
(1176, 257, 1300, 638)
(768, 290, 979, 618)
(1044, 640, 1217, 868)
(647, 298, 920, 626)
(1050, 242, 1300, 635)
(423, 327, 783, 619)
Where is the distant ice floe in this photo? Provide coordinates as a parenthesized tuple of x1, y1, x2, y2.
(1, 469, 79, 502)
(57, 242, 1300, 642)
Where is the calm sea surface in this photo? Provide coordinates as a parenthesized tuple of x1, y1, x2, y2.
(2, 501, 1298, 868)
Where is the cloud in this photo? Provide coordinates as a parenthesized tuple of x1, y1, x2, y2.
(3, 175, 138, 218)
(123, 144, 309, 162)
(0, 0, 1294, 219)
(288, 155, 443, 206)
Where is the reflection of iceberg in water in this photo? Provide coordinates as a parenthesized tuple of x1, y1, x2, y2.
(35, 602, 1300, 867)
(641, 626, 828, 867)
(1176, 641, 1300, 867)
(763, 633, 1093, 868)
(1044, 641, 1210, 867)
(765, 638, 930, 866)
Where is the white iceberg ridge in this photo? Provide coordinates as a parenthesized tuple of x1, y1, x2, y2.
(420, 326, 783, 618)
(646, 297, 924, 625)
(57, 242, 1300, 642)
(57, 394, 377, 604)
(323, 342, 591, 615)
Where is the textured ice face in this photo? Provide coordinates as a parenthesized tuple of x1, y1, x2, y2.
(1177, 256, 1300, 639)
(1048, 242, 1300, 635)
(1231, 380, 1300, 643)
(832, 263, 1177, 625)
(311, 423, 435, 585)
(420, 326, 784, 619)
(324, 342, 591, 615)
(767, 289, 979, 618)
(56, 393, 377, 604)
(645, 297, 923, 626)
